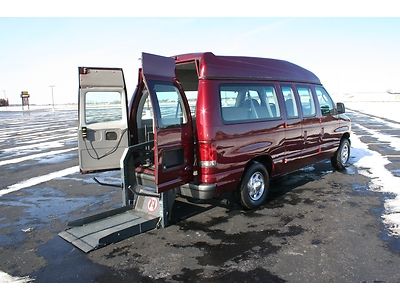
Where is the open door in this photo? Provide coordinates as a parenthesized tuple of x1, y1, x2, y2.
(141, 53, 194, 192)
(78, 67, 129, 173)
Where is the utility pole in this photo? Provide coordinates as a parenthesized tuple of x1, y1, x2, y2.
(49, 85, 55, 111)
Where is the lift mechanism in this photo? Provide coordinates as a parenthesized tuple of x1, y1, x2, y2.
(59, 142, 175, 253)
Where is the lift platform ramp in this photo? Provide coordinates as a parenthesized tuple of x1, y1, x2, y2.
(59, 143, 176, 253)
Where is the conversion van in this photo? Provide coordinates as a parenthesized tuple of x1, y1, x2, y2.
(60, 52, 351, 252)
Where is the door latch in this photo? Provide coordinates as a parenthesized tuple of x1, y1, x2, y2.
(82, 126, 87, 139)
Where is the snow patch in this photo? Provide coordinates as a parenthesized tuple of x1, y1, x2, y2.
(354, 123, 400, 151)
(0, 148, 77, 167)
(351, 132, 400, 236)
(0, 271, 32, 283)
(1, 139, 75, 153)
(0, 166, 79, 197)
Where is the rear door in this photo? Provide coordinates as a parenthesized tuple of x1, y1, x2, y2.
(142, 53, 194, 192)
(78, 67, 129, 173)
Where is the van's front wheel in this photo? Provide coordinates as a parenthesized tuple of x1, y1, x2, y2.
(331, 138, 351, 170)
(240, 162, 270, 209)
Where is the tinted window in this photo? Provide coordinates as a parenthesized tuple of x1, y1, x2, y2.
(315, 87, 335, 116)
(220, 84, 281, 123)
(281, 86, 299, 119)
(297, 87, 316, 117)
(153, 84, 187, 128)
(85, 91, 122, 124)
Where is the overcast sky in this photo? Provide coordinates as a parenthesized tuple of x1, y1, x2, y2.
(1, 17, 400, 105)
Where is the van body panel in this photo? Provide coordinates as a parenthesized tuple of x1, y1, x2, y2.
(174, 53, 321, 84)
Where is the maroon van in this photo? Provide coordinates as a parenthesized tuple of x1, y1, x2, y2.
(77, 52, 351, 210)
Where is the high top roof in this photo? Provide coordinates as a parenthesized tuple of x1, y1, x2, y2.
(174, 52, 321, 85)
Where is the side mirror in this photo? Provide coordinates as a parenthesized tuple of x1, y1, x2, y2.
(337, 102, 345, 114)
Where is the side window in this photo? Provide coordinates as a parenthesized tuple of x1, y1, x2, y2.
(153, 84, 187, 128)
(281, 86, 299, 119)
(184, 91, 198, 117)
(315, 87, 335, 116)
(139, 89, 154, 121)
(85, 91, 123, 125)
(265, 86, 281, 119)
(220, 84, 281, 123)
(297, 86, 316, 118)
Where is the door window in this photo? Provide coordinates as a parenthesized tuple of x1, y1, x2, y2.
(281, 86, 299, 119)
(85, 91, 122, 124)
(297, 87, 316, 117)
(315, 87, 335, 116)
(153, 84, 187, 128)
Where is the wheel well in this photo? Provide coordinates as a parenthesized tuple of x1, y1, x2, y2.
(341, 132, 350, 144)
(243, 155, 273, 177)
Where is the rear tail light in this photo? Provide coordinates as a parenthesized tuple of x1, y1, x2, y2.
(199, 142, 217, 168)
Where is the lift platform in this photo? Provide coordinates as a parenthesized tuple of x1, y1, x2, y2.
(59, 143, 175, 253)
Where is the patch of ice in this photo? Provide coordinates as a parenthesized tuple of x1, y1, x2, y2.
(0, 166, 79, 197)
(0, 148, 77, 167)
(351, 132, 400, 236)
(0, 271, 32, 283)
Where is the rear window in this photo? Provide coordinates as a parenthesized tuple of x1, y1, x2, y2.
(220, 84, 281, 123)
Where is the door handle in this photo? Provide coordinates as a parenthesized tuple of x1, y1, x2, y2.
(303, 130, 307, 143)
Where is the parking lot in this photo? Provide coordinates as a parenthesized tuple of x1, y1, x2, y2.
(0, 107, 400, 282)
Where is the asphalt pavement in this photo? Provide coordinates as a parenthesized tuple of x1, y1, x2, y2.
(0, 108, 399, 282)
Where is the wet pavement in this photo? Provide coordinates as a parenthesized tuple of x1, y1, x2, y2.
(0, 108, 400, 282)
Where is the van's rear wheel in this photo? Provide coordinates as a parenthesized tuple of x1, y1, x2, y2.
(240, 162, 270, 209)
(331, 138, 350, 170)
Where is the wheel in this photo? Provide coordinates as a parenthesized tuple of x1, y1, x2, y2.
(239, 162, 270, 209)
(331, 138, 350, 170)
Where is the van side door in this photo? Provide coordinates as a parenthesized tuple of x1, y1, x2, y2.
(296, 85, 322, 162)
(77, 67, 129, 173)
(314, 86, 341, 154)
(280, 84, 304, 172)
(141, 53, 194, 193)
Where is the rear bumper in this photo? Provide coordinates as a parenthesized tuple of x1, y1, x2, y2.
(178, 182, 217, 200)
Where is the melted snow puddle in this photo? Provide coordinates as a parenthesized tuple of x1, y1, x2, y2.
(0, 166, 79, 197)
(0, 271, 32, 283)
(352, 132, 400, 236)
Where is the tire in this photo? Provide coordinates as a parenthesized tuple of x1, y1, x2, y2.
(331, 138, 351, 171)
(239, 162, 270, 209)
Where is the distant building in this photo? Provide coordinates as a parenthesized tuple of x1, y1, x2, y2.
(0, 98, 9, 106)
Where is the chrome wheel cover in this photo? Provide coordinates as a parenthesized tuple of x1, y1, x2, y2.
(247, 171, 265, 201)
(341, 143, 349, 165)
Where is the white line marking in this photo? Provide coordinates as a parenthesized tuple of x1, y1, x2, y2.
(0, 148, 77, 167)
(0, 166, 79, 197)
